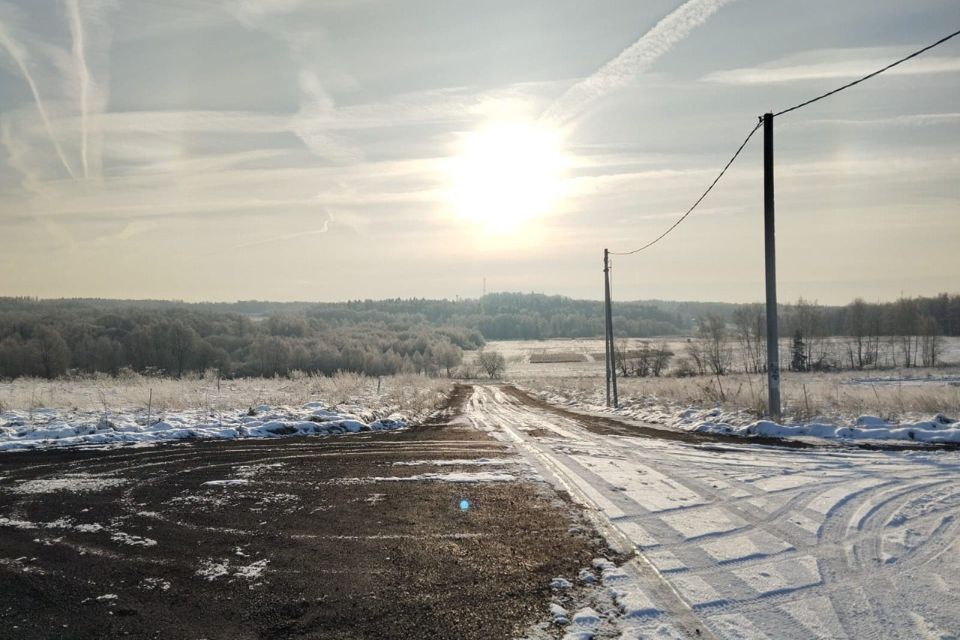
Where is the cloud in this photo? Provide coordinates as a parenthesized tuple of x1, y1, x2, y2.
(0, 20, 77, 179)
(230, 209, 339, 249)
(541, 0, 737, 126)
(703, 48, 960, 85)
(93, 219, 158, 245)
(226, 0, 302, 27)
(788, 112, 960, 127)
(65, 0, 92, 178)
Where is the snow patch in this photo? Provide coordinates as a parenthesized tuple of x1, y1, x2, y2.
(0, 402, 410, 452)
(9, 473, 128, 494)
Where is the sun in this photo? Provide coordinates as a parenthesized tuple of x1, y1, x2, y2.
(448, 121, 566, 233)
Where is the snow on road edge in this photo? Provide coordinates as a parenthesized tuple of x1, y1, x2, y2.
(523, 384, 960, 445)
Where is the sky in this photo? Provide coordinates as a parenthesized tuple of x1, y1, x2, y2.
(0, 0, 958, 305)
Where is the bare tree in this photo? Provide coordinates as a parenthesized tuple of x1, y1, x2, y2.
(684, 339, 706, 376)
(635, 345, 653, 377)
(698, 314, 731, 376)
(477, 350, 506, 379)
(894, 297, 920, 367)
(846, 298, 868, 369)
(650, 342, 672, 377)
(793, 298, 828, 370)
(614, 340, 632, 377)
(733, 305, 764, 373)
(919, 315, 942, 367)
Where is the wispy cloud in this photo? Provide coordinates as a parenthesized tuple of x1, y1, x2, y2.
(541, 0, 736, 126)
(231, 209, 336, 249)
(0, 20, 77, 179)
(704, 48, 960, 85)
(788, 112, 960, 127)
(64, 0, 91, 178)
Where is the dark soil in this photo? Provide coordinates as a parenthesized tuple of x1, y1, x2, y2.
(0, 388, 609, 640)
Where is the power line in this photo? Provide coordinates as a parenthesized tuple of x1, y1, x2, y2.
(610, 119, 761, 256)
(609, 27, 960, 257)
(774, 27, 960, 117)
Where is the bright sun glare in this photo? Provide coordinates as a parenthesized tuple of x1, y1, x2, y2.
(449, 121, 566, 234)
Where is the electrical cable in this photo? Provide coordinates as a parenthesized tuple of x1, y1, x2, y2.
(609, 27, 960, 256)
(774, 28, 960, 117)
(610, 119, 761, 256)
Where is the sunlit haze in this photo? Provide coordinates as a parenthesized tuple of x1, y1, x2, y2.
(449, 121, 567, 234)
(1, 0, 958, 303)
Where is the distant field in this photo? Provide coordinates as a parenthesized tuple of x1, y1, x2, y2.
(487, 337, 960, 379)
(528, 352, 588, 364)
(485, 338, 688, 378)
(485, 337, 960, 421)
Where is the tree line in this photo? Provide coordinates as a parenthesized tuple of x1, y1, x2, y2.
(0, 293, 956, 379)
(0, 303, 480, 380)
(667, 295, 956, 379)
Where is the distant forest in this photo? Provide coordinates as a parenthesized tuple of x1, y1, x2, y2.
(0, 292, 958, 379)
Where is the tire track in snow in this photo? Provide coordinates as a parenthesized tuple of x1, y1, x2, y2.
(471, 384, 960, 640)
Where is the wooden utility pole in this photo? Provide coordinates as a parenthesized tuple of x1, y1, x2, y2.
(763, 113, 781, 419)
(603, 249, 618, 408)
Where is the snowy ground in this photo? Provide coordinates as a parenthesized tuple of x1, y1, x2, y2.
(4, 377, 960, 637)
(484, 337, 960, 378)
(0, 383, 611, 639)
(0, 403, 411, 452)
(0, 374, 450, 452)
(468, 385, 960, 639)
(523, 381, 960, 446)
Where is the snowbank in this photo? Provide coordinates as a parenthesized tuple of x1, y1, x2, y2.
(528, 386, 960, 446)
(0, 403, 408, 452)
(689, 412, 960, 444)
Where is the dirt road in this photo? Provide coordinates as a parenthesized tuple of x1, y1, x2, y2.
(463, 384, 960, 639)
(0, 386, 608, 640)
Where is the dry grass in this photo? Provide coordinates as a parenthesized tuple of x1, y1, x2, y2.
(0, 371, 453, 421)
(520, 368, 960, 423)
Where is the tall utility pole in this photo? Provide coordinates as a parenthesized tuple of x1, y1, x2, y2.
(603, 250, 612, 406)
(763, 113, 781, 419)
(603, 249, 618, 408)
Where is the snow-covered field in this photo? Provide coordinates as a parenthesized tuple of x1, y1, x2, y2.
(485, 337, 960, 378)
(469, 385, 960, 639)
(0, 373, 451, 452)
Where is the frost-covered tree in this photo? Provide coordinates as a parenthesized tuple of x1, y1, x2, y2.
(432, 342, 463, 377)
(477, 350, 506, 379)
(36, 326, 70, 379)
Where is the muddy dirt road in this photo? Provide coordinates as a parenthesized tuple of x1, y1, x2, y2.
(0, 387, 607, 640)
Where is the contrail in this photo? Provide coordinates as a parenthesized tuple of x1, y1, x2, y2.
(541, 0, 737, 126)
(65, 0, 91, 179)
(0, 22, 77, 179)
(231, 211, 335, 250)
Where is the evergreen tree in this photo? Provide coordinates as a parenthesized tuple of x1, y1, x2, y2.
(790, 330, 808, 372)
